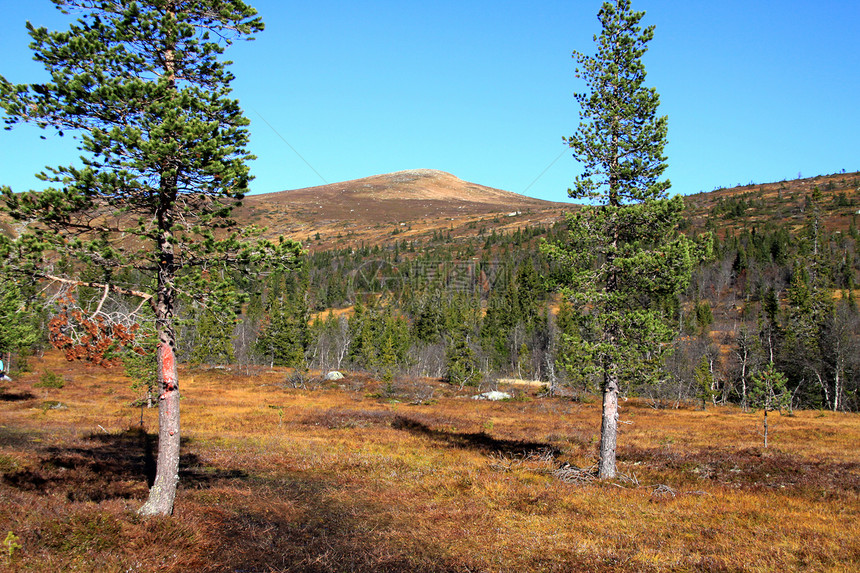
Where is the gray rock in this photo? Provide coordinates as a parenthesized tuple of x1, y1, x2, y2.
(324, 371, 345, 381)
(472, 391, 511, 401)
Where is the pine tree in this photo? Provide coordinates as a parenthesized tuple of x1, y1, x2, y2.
(0, 1, 302, 516)
(543, 0, 697, 479)
(0, 279, 41, 375)
(749, 363, 789, 448)
(554, 299, 594, 393)
(694, 355, 715, 410)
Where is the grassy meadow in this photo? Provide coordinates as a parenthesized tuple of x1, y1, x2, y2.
(1, 352, 858, 572)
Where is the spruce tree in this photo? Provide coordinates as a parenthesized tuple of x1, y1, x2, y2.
(445, 328, 480, 389)
(0, 1, 302, 516)
(694, 355, 715, 410)
(0, 279, 41, 374)
(187, 306, 236, 367)
(543, 0, 697, 478)
(257, 272, 310, 368)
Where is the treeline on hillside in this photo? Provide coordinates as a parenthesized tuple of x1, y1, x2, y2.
(197, 250, 560, 387)
(202, 187, 860, 411)
(179, 187, 860, 412)
(675, 188, 860, 412)
(2, 190, 859, 411)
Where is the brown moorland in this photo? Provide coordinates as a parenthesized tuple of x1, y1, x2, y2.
(229, 169, 860, 253)
(1, 351, 858, 572)
(235, 169, 571, 250)
(3, 169, 857, 254)
(681, 171, 860, 238)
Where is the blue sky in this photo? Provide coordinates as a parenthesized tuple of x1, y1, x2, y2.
(1, 1, 858, 203)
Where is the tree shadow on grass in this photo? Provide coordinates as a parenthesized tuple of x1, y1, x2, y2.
(201, 473, 468, 573)
(1, 427, 246, 502)
(622, 445, 860, 497)
(0, 412, 549, 571)
(0, 390, 36, 402)
(391, 414, 561, 457)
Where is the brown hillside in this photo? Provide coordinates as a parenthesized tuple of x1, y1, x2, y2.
(236, 169, 572, 249)
(4, 170, 856, 252)
(682, 171, 860, 237)
(236, 169, 860, 252)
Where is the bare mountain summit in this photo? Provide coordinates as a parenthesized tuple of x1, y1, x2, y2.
(237, 169, 570, 248)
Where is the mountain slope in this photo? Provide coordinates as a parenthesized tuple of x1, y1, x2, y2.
(234, 168, 860, 251)
(237, 169, 571, 248)
(682, 171, 860, 237)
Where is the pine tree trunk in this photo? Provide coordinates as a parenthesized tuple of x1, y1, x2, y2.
(598, 164, 620, 480)
(140, 169, 181, 517)
(139, 277, 181, 516)
(139, 266, 180, 515)
(598, 364, 619, 479)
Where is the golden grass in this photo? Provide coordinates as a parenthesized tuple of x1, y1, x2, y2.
(1, 352, 858, 572)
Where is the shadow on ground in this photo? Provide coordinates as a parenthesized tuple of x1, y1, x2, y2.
(623, 445, 860, 497)
(0, 416, 509, 571)
(1, 428, 246, 502)
(392, 414, 560, 457)
(0, 390, 35, 402)
(196, 473, 468, 573)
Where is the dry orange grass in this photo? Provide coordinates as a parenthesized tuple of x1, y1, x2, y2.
(1, 352, 859, 572)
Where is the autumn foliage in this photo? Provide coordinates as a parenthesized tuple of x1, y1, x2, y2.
(47, 295, 140, 367)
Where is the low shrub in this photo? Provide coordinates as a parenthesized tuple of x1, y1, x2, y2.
(33, 370, 64, 389)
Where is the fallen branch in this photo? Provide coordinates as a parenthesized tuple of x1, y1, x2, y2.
(41, 273, 155, 313)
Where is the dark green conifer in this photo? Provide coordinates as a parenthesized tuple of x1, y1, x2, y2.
(543, 0, 698, 478)
(0, 1, 302, 516)
(0, 280, 41, 373)
(749, 363, 790, 447)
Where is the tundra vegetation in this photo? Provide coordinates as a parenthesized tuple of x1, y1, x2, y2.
(0, 353, 858, 571)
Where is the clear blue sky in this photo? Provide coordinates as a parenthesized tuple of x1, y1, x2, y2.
(1, 1, 858, 203)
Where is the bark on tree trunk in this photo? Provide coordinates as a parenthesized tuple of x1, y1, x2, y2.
(139, 176, 181, 516)
(598, 129, 621, 480)
(598, 365, 619, 479)
(139, 306, 181, 516)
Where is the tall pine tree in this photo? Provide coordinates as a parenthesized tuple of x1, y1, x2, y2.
(0, 1, 302, 515)
(543, 0, 697, 478)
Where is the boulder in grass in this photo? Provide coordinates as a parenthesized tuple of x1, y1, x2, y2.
(324, 371, 345, 381)
(472, 391, 511, 401)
